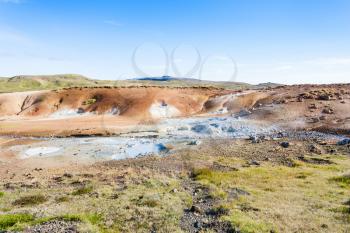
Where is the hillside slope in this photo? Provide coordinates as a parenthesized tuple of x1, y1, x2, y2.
(0, 74, 269, 93)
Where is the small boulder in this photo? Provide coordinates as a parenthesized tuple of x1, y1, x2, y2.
(317, 94, 331, 101)
(309, 144, 322, 154)
(191, 124, 212, 134)
(280, 142, 290, 148)
(337, 139, 350, 146)
(309, 103, 318, 109)
(319, 115, 327, 121)
(248, 160, 260, 166)
(155, 143, 169, 153)
(310, 117, 320, 123)
(190, 205, 203, 214)
(322, 108, 334, 114)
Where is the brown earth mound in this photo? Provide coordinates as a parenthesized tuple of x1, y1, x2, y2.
(0, 84, 349, 137)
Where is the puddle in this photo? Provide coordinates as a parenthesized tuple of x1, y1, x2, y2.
(23, 147, 61, 158)
(7, 115, 279, 160)
(49, 109, 93, 119)
(8, 114, 346, 161)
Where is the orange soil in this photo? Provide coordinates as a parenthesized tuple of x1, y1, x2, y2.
(0, 85, 349, 137)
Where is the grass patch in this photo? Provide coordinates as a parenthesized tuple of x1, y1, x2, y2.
(82, 98, 96, 105)
(329, 173, 350, 188)
(12, 195, 47, 207)
(0, 191, 4, 198)
(55, 196, 70, 203)
(193, 155, 350, 232)
(0, 213, 34, 230)
(225, 211, 277, 233)
(72, 186, 93, 196)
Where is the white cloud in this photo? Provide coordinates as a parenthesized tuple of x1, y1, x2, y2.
(304, 57, 350, 66)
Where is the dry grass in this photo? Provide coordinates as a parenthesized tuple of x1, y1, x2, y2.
(194, 154, 350, 233)
(0, 170, 191, 232)
(12, 194, 47, 207)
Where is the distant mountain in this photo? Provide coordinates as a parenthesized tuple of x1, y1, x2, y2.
(133, 76, 175, 81)
(0, 74, 281, 93)
(134, 76, 201, 82)
(0, 74, 102, 93)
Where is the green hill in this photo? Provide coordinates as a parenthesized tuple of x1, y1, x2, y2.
(0, 74, 280, 93)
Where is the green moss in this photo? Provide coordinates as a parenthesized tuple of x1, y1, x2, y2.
(12, 195, 47, 206)
(0, 213, 34, 230)
(55, 196, 70, 203)
(225, 211, 277, 233)
(85, 213, 103, 225)
(82, 98, 97, 105)
(72, 186, 93, 196)
(329, 174, 350, 188)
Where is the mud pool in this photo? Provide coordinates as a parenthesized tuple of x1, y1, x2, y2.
(5, 115, 346, 160)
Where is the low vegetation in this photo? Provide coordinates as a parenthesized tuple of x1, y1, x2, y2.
(82, 98, 97, 105)
(330, 173, 350, 188)
(0, 140, 349, 232)
(12, 194, 47, 207)
(0, 214, 34, 230)
(71, 186, 94, 196)
(193, 154, 350, 233)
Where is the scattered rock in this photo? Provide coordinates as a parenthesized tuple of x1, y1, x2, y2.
(234, 109, 251, 118)
(249, 135, 265, 143)
(309, 103, 318, 109)
(170, 188, 178, 193)
(319, 115, 327, 121)
(110, 193, 119, 199)
(77, 108, 85, 114)
(187, 140, 198, 146)
(52, 176, 64, 183)
(4, 183, 16, 190)
(89, 192, 99, 198)
(322, 107, 334, 114)
(191, 125, 212, 134)
(63, 173, 73, 178)
(190, 205, 204, 214)
(212, 162, 238, 172)
(297, 156, 333, 165)
(309, 144, 322, 154)
(206, 206, 230, 217)
(327, 148, 337, 154)
(178, 126, 189, 131)
(24, 220, 78, 233)
(337, 139, 350, 146)
(317, 94, 331, 101)
(227, 188, 250, 200)
(248, 160, 260, 166)
(310, 117, 320, 123)
(280, 142, 290, 148)
(155, 143, 169, 153)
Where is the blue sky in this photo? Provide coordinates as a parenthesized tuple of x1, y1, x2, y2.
(0, 0, 349, 84)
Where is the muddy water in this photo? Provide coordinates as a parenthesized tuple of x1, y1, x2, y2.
(4, 115, 346, 160)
